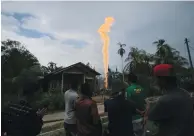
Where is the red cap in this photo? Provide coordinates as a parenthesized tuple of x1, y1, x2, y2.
(153, 64, 174, 76)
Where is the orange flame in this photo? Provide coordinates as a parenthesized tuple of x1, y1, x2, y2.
(98, 17, 114, 89)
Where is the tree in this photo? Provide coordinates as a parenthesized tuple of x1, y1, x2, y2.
(2, 39, 39, 79)
(41, 66, 50, 75)
(86, 62, 93, 68)
(124, 47, 142, 73)
(12, 65, 43, 88)
(117, 42, 126, 73)
(41, 62, 63, 75)
(107, 67, 122, 89)
(153, 39, 174, 64)
(139, 50, 154, 76)
(1, 39, 40, 101)
(47, 61, 57, 72)
(153, 39, 188, 67)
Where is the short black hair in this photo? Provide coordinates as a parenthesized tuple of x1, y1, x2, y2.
(128, 73, 137, 83)
(80, 83, 92, 97)
(22, 82, 40, 96)
(71, 80, 79, 90)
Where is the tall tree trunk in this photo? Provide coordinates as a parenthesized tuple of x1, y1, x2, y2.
(121, 57, 124, 81)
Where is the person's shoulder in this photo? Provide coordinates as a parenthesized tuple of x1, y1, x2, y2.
(78, 98, 94, 106)
(126, 85, 133, 91)
(104, 99, 110, 105)
(64, 89, 70, 94)
(104, 98, 116, 107)
(67, 89, 77, 96)
(158, 94, 173, 104)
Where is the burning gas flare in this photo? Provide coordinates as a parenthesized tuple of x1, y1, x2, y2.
(98, 17, 114, 89)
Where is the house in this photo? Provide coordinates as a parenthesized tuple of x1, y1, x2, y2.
(42, 62, 101, 93)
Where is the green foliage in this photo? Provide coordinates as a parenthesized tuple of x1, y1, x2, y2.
(117, 42, 126, 58)
(124, 39, 189, 75)
(49, 91, 65, 111)
(34, 90, 65, 112)
(1, 39, 39, 78)
(1, 39, 42, 105)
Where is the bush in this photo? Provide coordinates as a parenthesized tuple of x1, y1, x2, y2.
(49, 92, 65, 111)
(34, 89, 65, 112)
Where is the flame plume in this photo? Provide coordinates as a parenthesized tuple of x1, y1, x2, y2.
(98, 17, 114, 89)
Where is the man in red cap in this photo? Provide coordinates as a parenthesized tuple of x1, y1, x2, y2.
(148, 64, 194, 136)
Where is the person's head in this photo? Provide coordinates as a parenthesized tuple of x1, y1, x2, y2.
(128, 73, 137, 84)
(80, 83, 92, 97)
(153, 64, 177, 90)
(70, 80, 79, 90)
(111, 79, 128, 96)
(22, 81, 40, 100)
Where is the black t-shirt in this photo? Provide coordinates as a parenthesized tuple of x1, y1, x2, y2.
(104, 95, 136, 136)
(148, 89, 194, 136)
(2, 100, 43, 136)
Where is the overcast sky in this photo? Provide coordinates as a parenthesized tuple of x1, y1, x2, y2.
(1, 1, 194, 74)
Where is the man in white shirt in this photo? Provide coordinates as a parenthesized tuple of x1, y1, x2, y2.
(64, 81, 78, 136)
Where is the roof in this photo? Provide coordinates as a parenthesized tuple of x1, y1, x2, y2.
(45, 62, 101, 77)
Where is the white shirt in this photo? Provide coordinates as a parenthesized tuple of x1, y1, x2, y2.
(64, 89, 78, 124)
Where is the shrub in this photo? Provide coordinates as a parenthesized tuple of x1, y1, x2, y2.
(34, 89, 65, 112)
(49, 92, 65, 111)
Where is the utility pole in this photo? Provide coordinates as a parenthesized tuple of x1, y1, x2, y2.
(185, 38, 193, 69)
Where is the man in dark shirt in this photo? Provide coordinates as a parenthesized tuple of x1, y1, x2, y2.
(2, 82, 46, 136)
(148, 64, 194, 136)
(104, 79, 141, 136)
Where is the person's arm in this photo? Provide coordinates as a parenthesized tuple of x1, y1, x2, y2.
(125, 99, 140, 115)
(72, 93, 79, 111)
(26, 110, 43, 136)
(148, 98, 172, 121)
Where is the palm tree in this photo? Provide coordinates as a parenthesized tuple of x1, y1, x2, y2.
(124, 47, 142, 73)
(153, 39, 173, 64)
(153, 39, 188, 67)
(117, 42, 126, 72)
(41, 66, 50, 75)
(171, 50, 188, 67)
(47, 61, 57, 72)
(139, 50, 154, 75)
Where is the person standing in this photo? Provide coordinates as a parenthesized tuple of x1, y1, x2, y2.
(2, 82, 46, 136)
(126, 73, 146, 135)
(75, 83, 102, 136)
(64, 81, 79, 136)
(148, 64, 194, 136)
(103, 79, 141, 136)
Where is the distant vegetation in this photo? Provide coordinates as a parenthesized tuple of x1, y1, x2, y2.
(1, 39, 194, 110)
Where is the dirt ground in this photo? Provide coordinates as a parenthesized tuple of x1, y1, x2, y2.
(43, 95, 107, 122)
(92, 95, 109, 103)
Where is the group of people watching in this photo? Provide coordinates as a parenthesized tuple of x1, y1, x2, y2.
(2, 64, 194, 136)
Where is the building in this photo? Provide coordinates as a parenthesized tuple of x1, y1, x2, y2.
(42, 62, 101, 93)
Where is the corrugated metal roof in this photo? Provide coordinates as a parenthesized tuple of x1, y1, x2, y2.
(45, 62, 100, 77)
